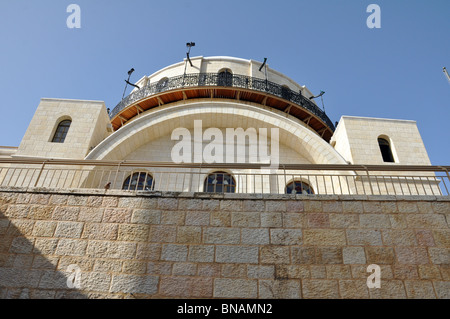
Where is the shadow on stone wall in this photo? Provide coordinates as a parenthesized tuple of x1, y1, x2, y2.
(0, 196, 87, 299)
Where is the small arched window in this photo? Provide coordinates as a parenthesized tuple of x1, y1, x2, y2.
(156, 77, 169, 92)
(378, 137, 395, 163)
(203, 171, 236, 193)
(285, 180, 314, 195)
(122, 172, 154, 191)
(218, 69, 233, 87)
(51, 120, 71, 143)
(281, 85, 291, 100)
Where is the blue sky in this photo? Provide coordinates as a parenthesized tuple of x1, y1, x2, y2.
(0, 0, 449, 164)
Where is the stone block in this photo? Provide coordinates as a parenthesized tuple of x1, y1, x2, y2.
(342, 201, 363, 213)
(418, 265, 442, 280)
(326, 265, 352, 279)
(215, 245, 259, 264)
(270, 229, 302, 245)
(275, 265, 310, 279)
(359, 214, 390, 228)
(247, 265, 275, 279)
(161, 244, 188, 261)
(221, 264, 247, 278)
(259, 279, 301, 299)
(339, 280, 369, 298)
(303, 229, 346, 246)
(82, 223, 118, 240)
(260, 212, 283, 228)
(161, 211, 185, 225)
(210, 211, 231, 227)
(282, 213, 305, 228)
(433, 281, 450, 299)
(429, 248, 450, 265)
(366, 247, 395, 264)
(136, 243, 161, 261)
(322, 201, 343, 213)
(315, 247, 343, 264)
(291, 247, 315, 264)
(28, 206, 54, 220)
(306, 213, 330, 228)
(149, 225, 176, 243)
(131, 209, 161, 224)
(176, 226, 202, 244)
(188, 245, 214, 263)
(231, 212, 260, 227)
(302, 279, 339, 299)
(406, 214, 447, 228)
(286, 200, 304, 213)
(213, 278, 257, 298)
(55, 239, 88, 256)
(52, 206, 80, 221)
(265, 201, 286, 212)
(368, 280, 406, 299)
(395, 247, 429, 264)
(33, 221, 57, 237)
(54, 222, 84, 238)
(260, 246, 290, 264)
(185, 211, 210, 226)
(77, 207, 104, 223)
(382, 229, 417, 246)
(118, 224, 150, 242)
(241, 228, 269, 245)
(416, 229, 435, 246)
(160, 277, 212, 297)
(110, 274, 158, 295)
(343, 247, 366, 264)
(219, 200, 242, 212)
(102, 208, 132, 223)
(347, 229, 382, 246)
(404, 281, 436, 299)
(393, 265, 419, 280)
(329, 214, 359, 228)
(203, 227, 240, 244)
(173, 262, 197, 276)
(433, 229, 450, 247)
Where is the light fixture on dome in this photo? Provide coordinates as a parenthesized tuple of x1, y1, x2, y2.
(186, 42, 195, 67)
(122, 68, 140, 100)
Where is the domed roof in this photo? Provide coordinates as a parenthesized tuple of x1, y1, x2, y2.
(110, 56, 335, 142)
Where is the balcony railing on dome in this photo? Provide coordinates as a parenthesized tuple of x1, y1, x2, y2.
(0, 158, 449, 197)
(110, 73, 335, 131)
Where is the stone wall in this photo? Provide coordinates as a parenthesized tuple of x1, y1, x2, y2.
(0, 188, 449, 299)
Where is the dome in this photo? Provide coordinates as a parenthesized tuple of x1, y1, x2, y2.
(109, 56, 335, 142)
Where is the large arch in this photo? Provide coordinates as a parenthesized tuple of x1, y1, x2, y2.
(86, 100, 347, 165)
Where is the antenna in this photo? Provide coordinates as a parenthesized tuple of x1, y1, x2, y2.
(186, 42, 195, 67)
(122, 68, 140, 100)
(443, 67, 450, 85)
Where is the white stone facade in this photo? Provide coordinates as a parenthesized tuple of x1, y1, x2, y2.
(1, 57, 435, 195)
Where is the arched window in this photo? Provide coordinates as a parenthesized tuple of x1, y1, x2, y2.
(122, 172, 154, 191)
(218, 69, 233, 87)
(285, 180, 314, 194)
(203, 171, 236, 193)
(51, 120, 71, 143)
(378, 137, 395, 163)
(156, 77, 169, 92)
(281, 85, 291, 100)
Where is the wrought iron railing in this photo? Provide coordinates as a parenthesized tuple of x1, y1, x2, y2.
(1, 158, 449, 196)
(110, 73, 335, 131)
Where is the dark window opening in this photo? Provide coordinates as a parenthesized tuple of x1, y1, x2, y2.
(122, 172, 154, 191)
(218, 69, 233, 87)
(378, 138, 395, 162)
(285, 181, 314, 194)
(204, 171, 236, 193)
(51, 120, 71, 143)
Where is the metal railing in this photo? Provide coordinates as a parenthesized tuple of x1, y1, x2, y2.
(0, 158, 449, 196)
(110, 72, 335, 131)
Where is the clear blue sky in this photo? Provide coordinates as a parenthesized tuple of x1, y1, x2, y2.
(0, 0, 448, 164)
